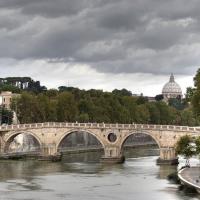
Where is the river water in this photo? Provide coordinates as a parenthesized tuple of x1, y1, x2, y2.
(0, 148, 199, 200)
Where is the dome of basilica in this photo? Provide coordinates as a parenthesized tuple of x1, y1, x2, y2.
(162, 74, 182, 99)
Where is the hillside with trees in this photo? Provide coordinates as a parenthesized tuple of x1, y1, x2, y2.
(10, 86, 198, 126)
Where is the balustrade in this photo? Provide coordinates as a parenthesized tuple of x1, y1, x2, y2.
(0, 122, 198, 133)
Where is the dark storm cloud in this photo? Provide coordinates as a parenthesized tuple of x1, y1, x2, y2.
(0, 0, 200, 75)
(0, 0, 91, 17)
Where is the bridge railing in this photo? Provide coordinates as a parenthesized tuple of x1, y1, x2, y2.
(0, 122, 199, 132)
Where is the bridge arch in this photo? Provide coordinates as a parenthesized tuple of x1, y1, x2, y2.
(56, 129, 105, 153)
(120, 131, 161, 152)
(4, 131, 42, 152)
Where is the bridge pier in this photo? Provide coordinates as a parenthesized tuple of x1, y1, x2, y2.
(39, 144, 61, 161)
(157, 147, 178, 165)
(40, 143, 57, 155)
(101, 146, 125, 164)
(0, 136, 5, 154)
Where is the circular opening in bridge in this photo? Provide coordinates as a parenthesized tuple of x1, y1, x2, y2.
(107, 133, 117, 143)
(57, 131, 104, 163)
(121, 133, 159, 159)
(5, 133, 41, 153)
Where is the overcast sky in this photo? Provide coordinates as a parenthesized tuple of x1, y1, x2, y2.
(1, 0, 200, 96)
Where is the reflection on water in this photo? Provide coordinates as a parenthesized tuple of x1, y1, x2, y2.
(62, 150, 103, 163)
(0, 147, 199, 200)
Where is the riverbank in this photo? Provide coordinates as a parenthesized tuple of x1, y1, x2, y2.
(178, 167, 200, 192)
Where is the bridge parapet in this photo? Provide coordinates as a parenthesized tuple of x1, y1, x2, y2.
(0, 122, 199, 133)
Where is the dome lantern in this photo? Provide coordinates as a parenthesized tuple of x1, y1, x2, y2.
(169, 73, 175, 82)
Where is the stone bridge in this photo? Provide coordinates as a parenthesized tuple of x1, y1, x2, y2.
(0, 122, 200, 164)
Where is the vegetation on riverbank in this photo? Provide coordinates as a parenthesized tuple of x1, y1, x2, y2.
(175, 135, 195, 166)
(175, 135, 200, 166)
(9, 88, 197, 125)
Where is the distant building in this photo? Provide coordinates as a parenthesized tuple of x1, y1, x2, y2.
(162, 74, 182, 101)
(0, 77, 46, 92)
(0, 78, 30, 90)
(0, 91, 19, 110)
(0, 91, 20, 124)
(147, 96, 156, 102)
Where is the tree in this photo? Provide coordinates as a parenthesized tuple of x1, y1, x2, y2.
(135, 104, 150, 123)
(48, 100, 58, 121)
(175, 135, 195, 166)
(146, 103, 160, 124)
(136, 95, 148, 105)
(180, 109, 197, 126)
(37, 94, 51, 122)
(120, 96, 138, 123)
(192, 69, 200, 117)
(112, 89, 132, 96)
(0, 107, 13, 125)
(77, 113, 89, 122)
(185, 87, 196, 103)
(10, 83, 199, 126)
(12, 92, 41, 123)
(0, 84, 21, 93)
(155, 94, 164, 101)
(57, 92, 78, 122)
(195, 136, 200, 163)
(168, 98, 185, 110)
(45, 89, 58, 98)
(156, 102, 174, 124)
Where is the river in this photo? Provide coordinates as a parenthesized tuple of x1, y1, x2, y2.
(0, 147, 199, 200)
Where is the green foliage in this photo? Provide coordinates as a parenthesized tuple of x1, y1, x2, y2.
(136, 95, 148, 105)
(191, 69, 200, 118)
(0, 107, 13, 125)
(175, 135, 195, 165)
(156, 102, 175, 124)
(180, 109, 198, 126)
(176, 135, 200, 165)
(112, 89, 132, 96)
(195, 136, 200, 156)
(14, 92, 40, 123)
(56, 92, 78, 122)
(168, 98, 186, 110)
(11, 87, 198, 125)
(1, 77, 31, 83)
(192, 90, 200, 117)
(185, 87, 196, 103)
(45, 89, 58, 98)
(0, 84, 21, 93)
(146, 103, 160, 124)
(155, 94, 164, 101)
(27, 81, 47, 93)
(194, 69, 200, 88)
(135, 104, 150, 123)
(77, 113, 89, 122)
